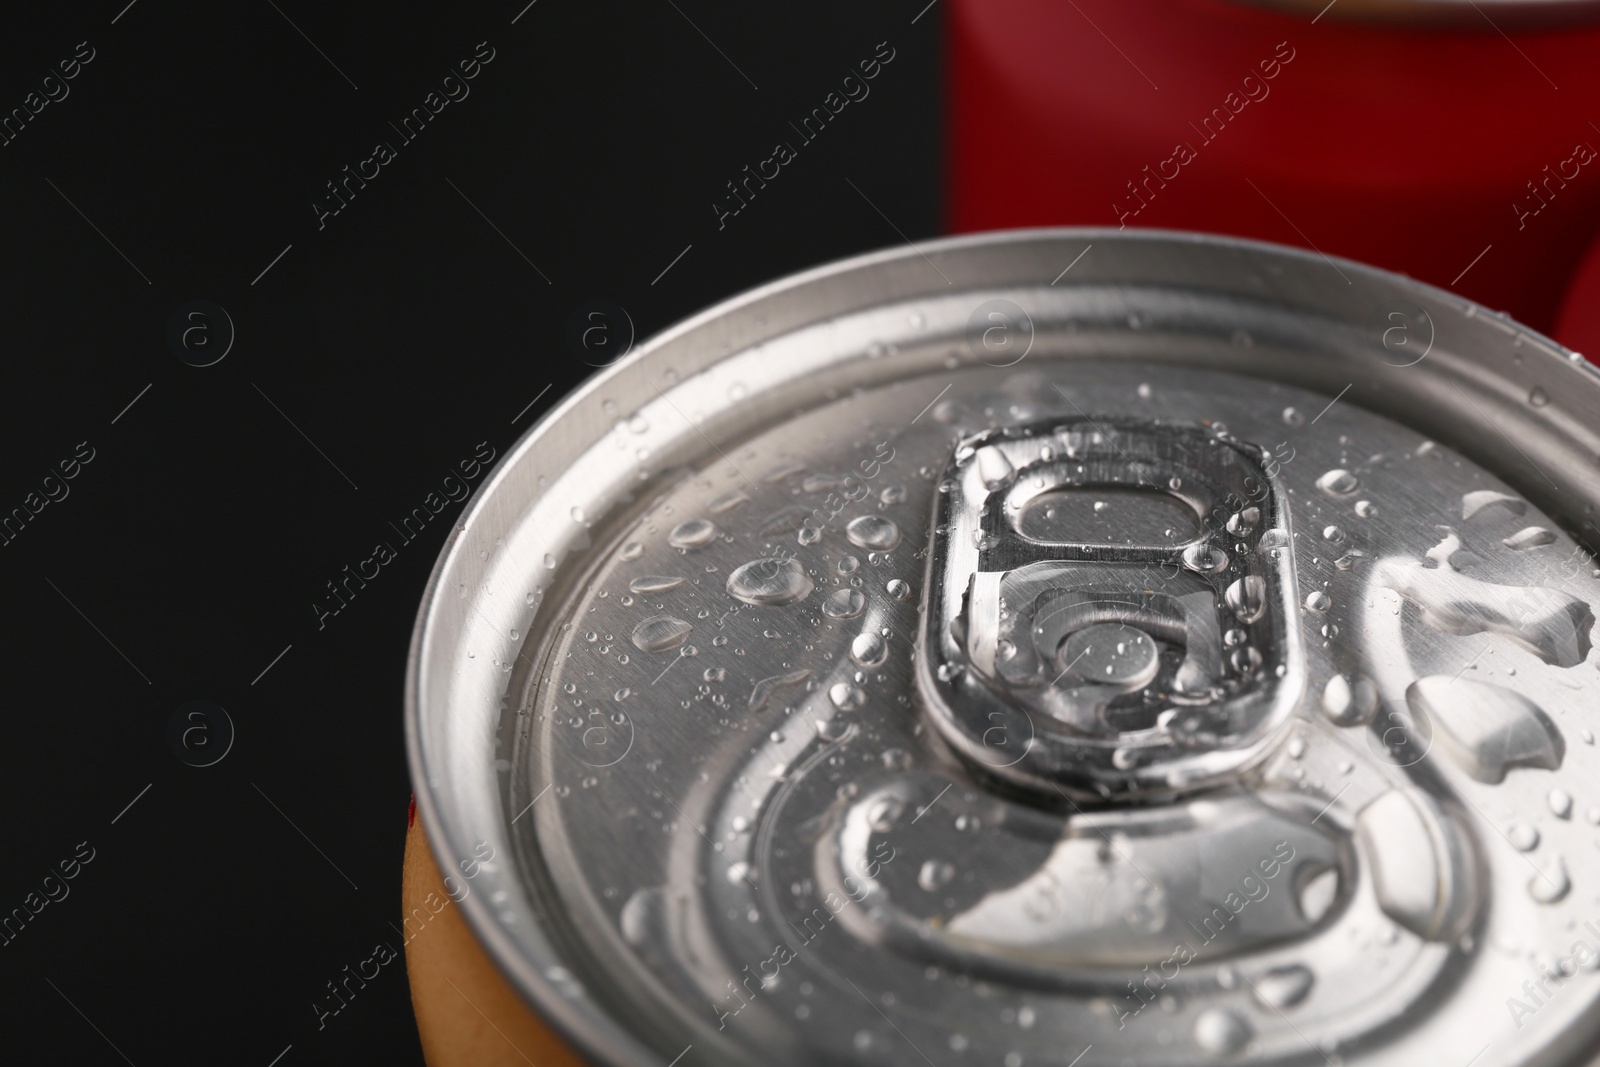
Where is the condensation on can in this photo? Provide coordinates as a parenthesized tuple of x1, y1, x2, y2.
(407, 230, 1600, 1067)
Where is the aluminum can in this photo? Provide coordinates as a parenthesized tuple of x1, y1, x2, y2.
(407, 229, 1600, 1066)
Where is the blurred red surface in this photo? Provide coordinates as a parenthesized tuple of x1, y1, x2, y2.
(948, 0, 1600, 342)
(1557, 229, 1600, 357)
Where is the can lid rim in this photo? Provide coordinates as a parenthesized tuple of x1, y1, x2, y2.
(406, 225, 1595, 1067)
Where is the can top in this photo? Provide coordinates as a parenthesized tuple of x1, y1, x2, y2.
(409, 230, 1600, 1067)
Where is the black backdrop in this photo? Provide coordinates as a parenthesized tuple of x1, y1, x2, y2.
(0, 2, 938, 1062)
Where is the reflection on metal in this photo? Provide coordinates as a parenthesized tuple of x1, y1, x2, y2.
(409, 231, 1600, 1067)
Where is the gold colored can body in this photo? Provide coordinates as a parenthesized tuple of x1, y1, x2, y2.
(402, 809, 586, 1067)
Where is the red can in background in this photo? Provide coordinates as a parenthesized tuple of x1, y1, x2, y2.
(947, 0, 1600, 349)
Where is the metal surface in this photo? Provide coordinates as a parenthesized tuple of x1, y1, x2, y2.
(920, 416, 1306, 800)
(407, 229, 1600, 1066)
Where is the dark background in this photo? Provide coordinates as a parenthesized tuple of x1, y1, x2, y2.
(0, 2, 938, 1063)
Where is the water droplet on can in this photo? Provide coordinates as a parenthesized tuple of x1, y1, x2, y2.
(1192, 1008, 1251, 1055)
(822, 588, 867, 619)
(918, 860, 955, 891)
(829, 682, 867, 711)
(668, 518, 719, 550)
(1183, 541, 1230, 574)
(846, 515, 901, 551)
(726, 558, 814, 606)
(629, 575, 685, 594)
(632, 615, 692, 653)
(976, 446, 1016, 490)
(1230, 646, 1263, 674)
(1321, 674, 1377, 726)
(1226, 507, 1260, 536)
(851, 631, 889, 667)
(1549, 789, 1574, 819)
(1530, 856, 1571, 904)
(1225, 576, 1268, 623)
(1251, 965, 1314, 1010)
(1317, 469, 1360, 496)
(708, 489, 749, 513)
(1407, 676, 1562, 782)
(1503, 526, 1556, 551)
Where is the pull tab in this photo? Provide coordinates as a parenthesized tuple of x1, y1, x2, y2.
(917, 417, 1306, 799)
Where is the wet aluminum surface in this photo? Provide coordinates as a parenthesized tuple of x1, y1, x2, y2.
(407, 230, 1600, 1067)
